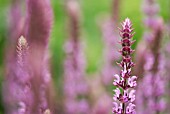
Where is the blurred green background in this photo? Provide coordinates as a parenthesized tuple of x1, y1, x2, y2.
(0, 0, 169, 113)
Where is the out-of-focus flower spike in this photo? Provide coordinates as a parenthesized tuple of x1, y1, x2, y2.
(136, 0, 165, 113)
(25, 0, 53, 47)
(24, 0, 54, 113)
(64, 0, 90, 114)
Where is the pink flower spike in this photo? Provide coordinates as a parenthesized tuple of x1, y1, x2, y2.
(113, 18, 137, 113)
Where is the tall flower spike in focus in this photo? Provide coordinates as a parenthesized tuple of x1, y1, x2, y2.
(113, 18, 137, 114)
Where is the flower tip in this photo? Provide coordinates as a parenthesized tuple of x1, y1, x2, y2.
(125, 18, 131, 24)
(121, 18, 132, 29)
(18, 36, 27, 46)
(125, 17, 130, 21)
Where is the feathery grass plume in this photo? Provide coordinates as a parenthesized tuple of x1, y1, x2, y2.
(101, 19, 120, 85)
(136, 0, 166, 113)
(63, 0, 89, 114)
(25, 0, 54, 113)
(112, 18, 137, 114)
(101, 0, 121, 86)
(95, 1, 121, 113)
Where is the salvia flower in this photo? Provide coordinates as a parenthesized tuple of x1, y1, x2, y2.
(113, 18, 137, 114)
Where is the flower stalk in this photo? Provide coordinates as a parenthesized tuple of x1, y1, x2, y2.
(113, 18, 137, 114)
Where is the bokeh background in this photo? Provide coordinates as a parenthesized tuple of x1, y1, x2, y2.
(0, 0, 169, 113)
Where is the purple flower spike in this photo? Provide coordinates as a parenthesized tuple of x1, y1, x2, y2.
(136, 0, 166, 113)
(25, 0, 54, 113)
(113, 18, 137, 114)
(63, 0, 89, 114)
(4, 36, 34, 114)
(25, 0, 53, 48)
